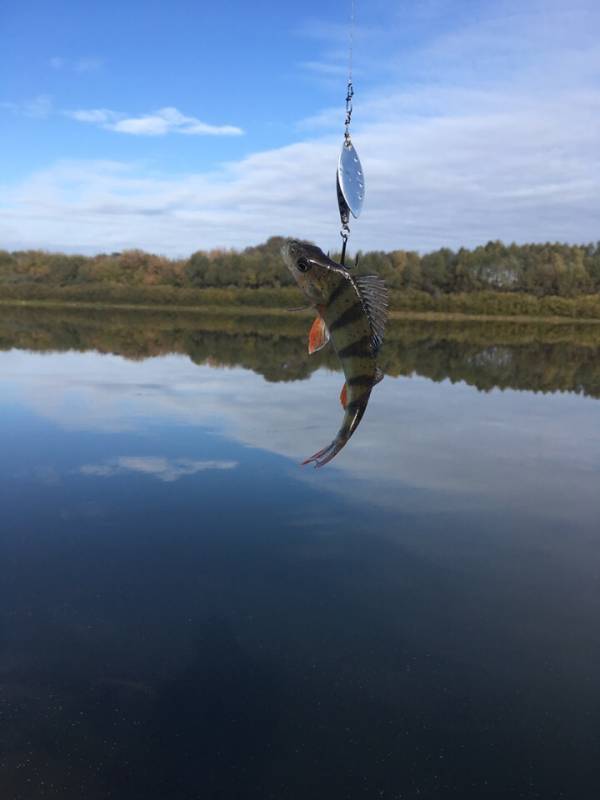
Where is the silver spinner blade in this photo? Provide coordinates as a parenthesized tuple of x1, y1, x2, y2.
(337, 138, 365, 219)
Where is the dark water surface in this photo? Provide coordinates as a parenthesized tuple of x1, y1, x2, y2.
(1, 309, 599, 799)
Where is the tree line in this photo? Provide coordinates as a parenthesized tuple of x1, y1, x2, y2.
(2, 237, 600, 319)
(2, 237, 600, 296)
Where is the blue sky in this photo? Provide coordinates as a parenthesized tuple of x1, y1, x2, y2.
(1, 0, 599, 255)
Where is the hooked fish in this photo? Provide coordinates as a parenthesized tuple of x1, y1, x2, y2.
(281, 239, 388, 468)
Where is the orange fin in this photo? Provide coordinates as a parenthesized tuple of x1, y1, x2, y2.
(340, 382, 348, 408)
(308, 316, 330, 355)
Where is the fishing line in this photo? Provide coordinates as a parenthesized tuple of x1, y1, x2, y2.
(348, 0, 354, 95)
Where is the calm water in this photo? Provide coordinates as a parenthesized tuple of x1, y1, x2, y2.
(1, 308, 600, 799)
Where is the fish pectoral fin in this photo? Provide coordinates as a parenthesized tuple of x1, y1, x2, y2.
(340, 382, 348, 409)
(374, 367, 384, 385)
(308, 315, 330, 355)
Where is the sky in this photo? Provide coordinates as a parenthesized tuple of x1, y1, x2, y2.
(1, 0, 599, 256)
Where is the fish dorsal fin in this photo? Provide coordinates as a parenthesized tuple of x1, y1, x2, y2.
(308, 315, 330, 355)
(354, 275, 389, 353)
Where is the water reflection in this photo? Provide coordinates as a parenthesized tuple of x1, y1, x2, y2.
(3, 304, 600, 395)
(2, 332, 599, 522)
(1, 308, 599, 799)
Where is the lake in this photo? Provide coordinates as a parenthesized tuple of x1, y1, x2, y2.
(1, 307, 599, 799)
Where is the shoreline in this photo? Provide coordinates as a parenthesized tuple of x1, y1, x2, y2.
(2, 298, 600, 326)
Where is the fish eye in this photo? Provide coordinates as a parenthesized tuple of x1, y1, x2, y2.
(297, 258, 311, 273)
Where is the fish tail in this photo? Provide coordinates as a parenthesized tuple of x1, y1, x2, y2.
(302, 396, 370, 469)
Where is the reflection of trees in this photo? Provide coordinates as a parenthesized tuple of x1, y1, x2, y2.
(2, 307, 600, 397)
(383, 340, 600, 396)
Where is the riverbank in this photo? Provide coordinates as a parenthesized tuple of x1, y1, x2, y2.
(3, 296, 600, 326)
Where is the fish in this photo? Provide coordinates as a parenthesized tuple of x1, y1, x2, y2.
(281, 239, 388, 468)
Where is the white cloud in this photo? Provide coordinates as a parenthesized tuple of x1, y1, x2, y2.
(298, 61, 350, 78)
(74, 57, 103, 73)
(295, 17, 384, 45)
(49, 56, 103, 72)
(80, 456, 238, 482)
(2, 99, 242, 138)
(64, 105, 243, 136)
(2, 76, 599, 256)
(25, 95, 53, 118)
(2, 1, 599, 254)
(67, 108, 115, 124)
(1, 94, 53, 119)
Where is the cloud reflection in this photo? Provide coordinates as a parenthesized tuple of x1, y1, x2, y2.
(80, 456, 238, 482)
(1, 349, 600, 526)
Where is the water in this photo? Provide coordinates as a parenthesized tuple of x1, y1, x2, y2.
(1, 308, 599, 799)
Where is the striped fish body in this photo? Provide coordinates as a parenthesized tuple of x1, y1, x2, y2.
(281, 239, 388, 468)
(323, 274, 377, 415)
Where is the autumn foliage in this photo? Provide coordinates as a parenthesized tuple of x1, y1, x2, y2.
(2, 237, 600, 318)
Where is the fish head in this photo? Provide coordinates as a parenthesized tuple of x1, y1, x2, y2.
(281, 239, 348, 305)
